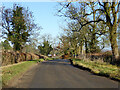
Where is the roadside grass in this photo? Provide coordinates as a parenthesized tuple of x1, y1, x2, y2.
(71, 58, 120, 81)
(35, 58, 45, 62)
(45, 57, 54, 60)
(2, 59, 43, 86)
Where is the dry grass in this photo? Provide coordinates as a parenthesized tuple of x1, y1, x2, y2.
(71, 58, 120, 81)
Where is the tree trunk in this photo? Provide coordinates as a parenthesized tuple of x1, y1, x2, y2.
(80, 43, 84, 55)
(90, 5, 97, 53)
(85, 37, 88, 53)
(109, 26, 119, 61)
(90, 29, 96, 53)
(75, 53, 76, 58)
(104, 2, 119, 61)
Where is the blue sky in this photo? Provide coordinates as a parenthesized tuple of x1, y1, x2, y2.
(2, 2, 64, 39)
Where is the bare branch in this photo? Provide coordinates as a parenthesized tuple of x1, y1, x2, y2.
(66, 2, 71, 7)
(78, 19, 106, 31)
(115, 2, 120, 14)
(83, 9, 104, 17)
(98, 0, 104, 7)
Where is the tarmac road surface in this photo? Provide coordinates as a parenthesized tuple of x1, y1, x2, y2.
(11, 59, 119, 88)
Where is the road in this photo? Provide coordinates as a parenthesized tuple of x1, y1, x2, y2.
(11, 59, 118, 88)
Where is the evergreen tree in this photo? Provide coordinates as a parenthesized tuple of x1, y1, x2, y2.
(2, 4, 38, 51)
(38, 40, 53, 56)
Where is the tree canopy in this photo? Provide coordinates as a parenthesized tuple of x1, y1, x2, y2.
(38, 40, 53, 56)
(57, 1, 120, 61)
(2, 4, 40, 51)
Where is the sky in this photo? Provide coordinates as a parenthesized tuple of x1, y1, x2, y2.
(2, 2, 65, 39)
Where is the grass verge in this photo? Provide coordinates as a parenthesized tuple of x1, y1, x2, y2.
(45, 57, 54, 60)
(2, 59, 43, 86)
(71, 58, 120, 81)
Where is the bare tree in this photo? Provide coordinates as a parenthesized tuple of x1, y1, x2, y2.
(57, 1, 120, 61)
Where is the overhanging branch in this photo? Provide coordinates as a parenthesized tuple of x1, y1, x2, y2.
(78, 19, 106, 31)
(98, 0, 104, 7)
(83, 9, 104, 17)
(115, 2, 120, 14)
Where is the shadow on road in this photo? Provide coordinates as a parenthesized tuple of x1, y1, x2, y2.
(40, 59, 71, 66)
